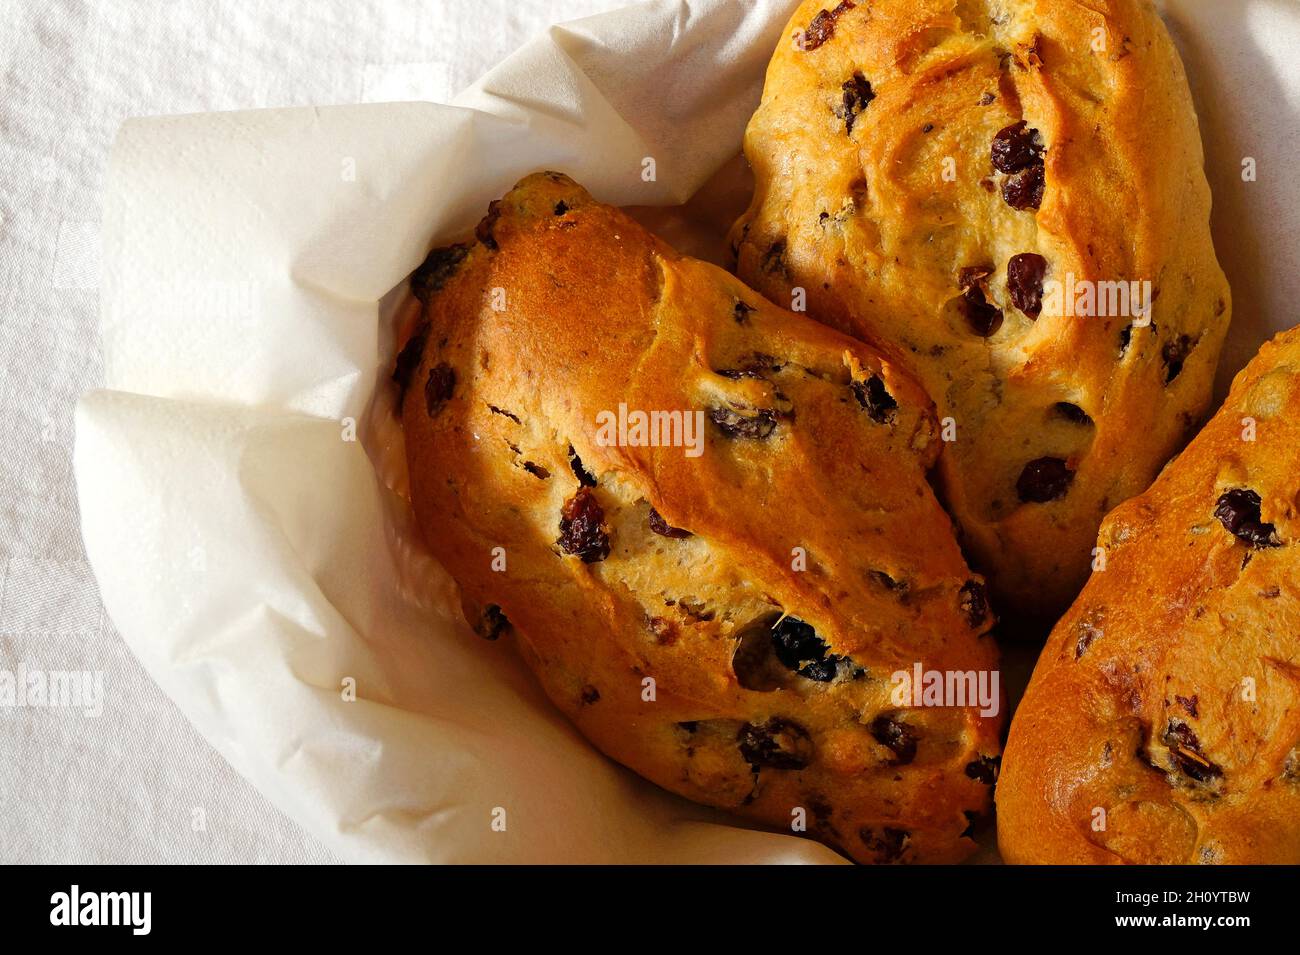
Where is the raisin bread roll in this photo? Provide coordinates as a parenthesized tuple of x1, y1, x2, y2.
(730, 0, 1231, 618)
(999, 327, 1300, 864)
(399, 172, 1003, 864)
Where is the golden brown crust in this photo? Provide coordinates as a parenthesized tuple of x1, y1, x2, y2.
(999, 327, 1300, 864)
(400, 172, 1003, 863)
(731, 0, 1231, 617)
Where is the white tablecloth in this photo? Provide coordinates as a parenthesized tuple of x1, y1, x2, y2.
(0, 0, 622, 865)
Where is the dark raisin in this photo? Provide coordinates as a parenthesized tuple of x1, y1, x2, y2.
(958, 580, 989, 627)
(556, 487, 610, 563)
(964, 754, 1001, 785)
(522, 461, 550, 480)
(869, 570, 906, 592)
(1213, 488, 1281, 548)
(1053, 402, 1092, 425)
(858, 826, 910, 863)
(869, 715, 918, 765)
(554, 200, 570, 216)
(580, 685, 601, 705)
(1007, 252, 1048, 318)
(839, 72, 875, 134)
(733, 299, 756, 324)
(392, 323, 430, 400)
(649, 616, 677, 645)
(716, 353, 782, 380)
(411, 243, 471, 302)
(424, 363, 456, 416)
(771, 617, 843, 682)
(568, 445, 597, 487)
(1175, 694, 1199, 718)
(1016, 456, 1074, 503)
(959, 284, 1003, 337)
(1118, 324, 1134, 356)
(851, 374, 898, 423)
(1162, 334, 1194, 383)
(709, 406, 778, 440)
(474, 200, 502, 250)
(678, 720, 699, 733)
(990, 120, 1043, 173)
(1162, 720, 1222, 783)
(796, 0, 855, 52)
(737, 718, 813, 770)
(648, 507, 691, 539)
(475, 604, 509, 641)
(762, 239, 787, 276)
(1002, 163, 1045, 210)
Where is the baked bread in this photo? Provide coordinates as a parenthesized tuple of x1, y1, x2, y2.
(398, 172, 1003, 863)
(729, 0, 1231, 618)
(998, 327, 1300, 864)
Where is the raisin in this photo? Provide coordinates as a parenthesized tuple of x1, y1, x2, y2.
(716, 354, 782, 380)
(678, 720, 699, 734)
(554, 200, 570, 216)
(1162, 720, 1222, 784)
(990, 120, 1043, 173)
(796, 0, 855, 52)
(858, 826, 910, 863)
(851, 374, 898, 423)
(474, 200, 502, 250)
(965, 754, 1001, 785)
(522, 461, 550, 480)
(556, 487, 610, 562)
(1213, 488, 1281, 548)
(1118, 323, 1134, 356)
(580, 685, 601, 705)
(568, 445, 597, 487)
(424, 363, 456, 416)
(392, 323, 430, 400)
(762, 239, 787, 276)
(709, 406, 778, 440)
(958, 276, 1003, 337)
(840, 72, 875, 134)
(733, 299, 756, 324)
(737, 718, 813, 770)
(1007, 253, 1047, 318)
(1175, 694, 1199, 718)
(475, 604, 509, 641)
(411, 243, 470, 302)
(1002, 164, 1045, 210)
(1053, 402, 1092, 425)
(1016, 457, 1074, 503)
(648, 507, 691, 538)
(771, 617, 843, 682)
(958, 580, 989, 627)
(1162, 334, 1194, 383)
(870, 715, 918, 765)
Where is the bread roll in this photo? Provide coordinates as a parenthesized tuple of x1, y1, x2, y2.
(730, 0, 1231, 617)
(399, 172, 1003, 863)
(999, 327, 1300, 864)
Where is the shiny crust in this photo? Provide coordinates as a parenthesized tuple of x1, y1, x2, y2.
(999, 327, 1300, 864)
(730, 0, 1231, 617)
(400, 172, 1003, 864)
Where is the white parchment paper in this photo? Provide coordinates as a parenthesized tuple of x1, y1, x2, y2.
(76, 0, 1300, 864)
